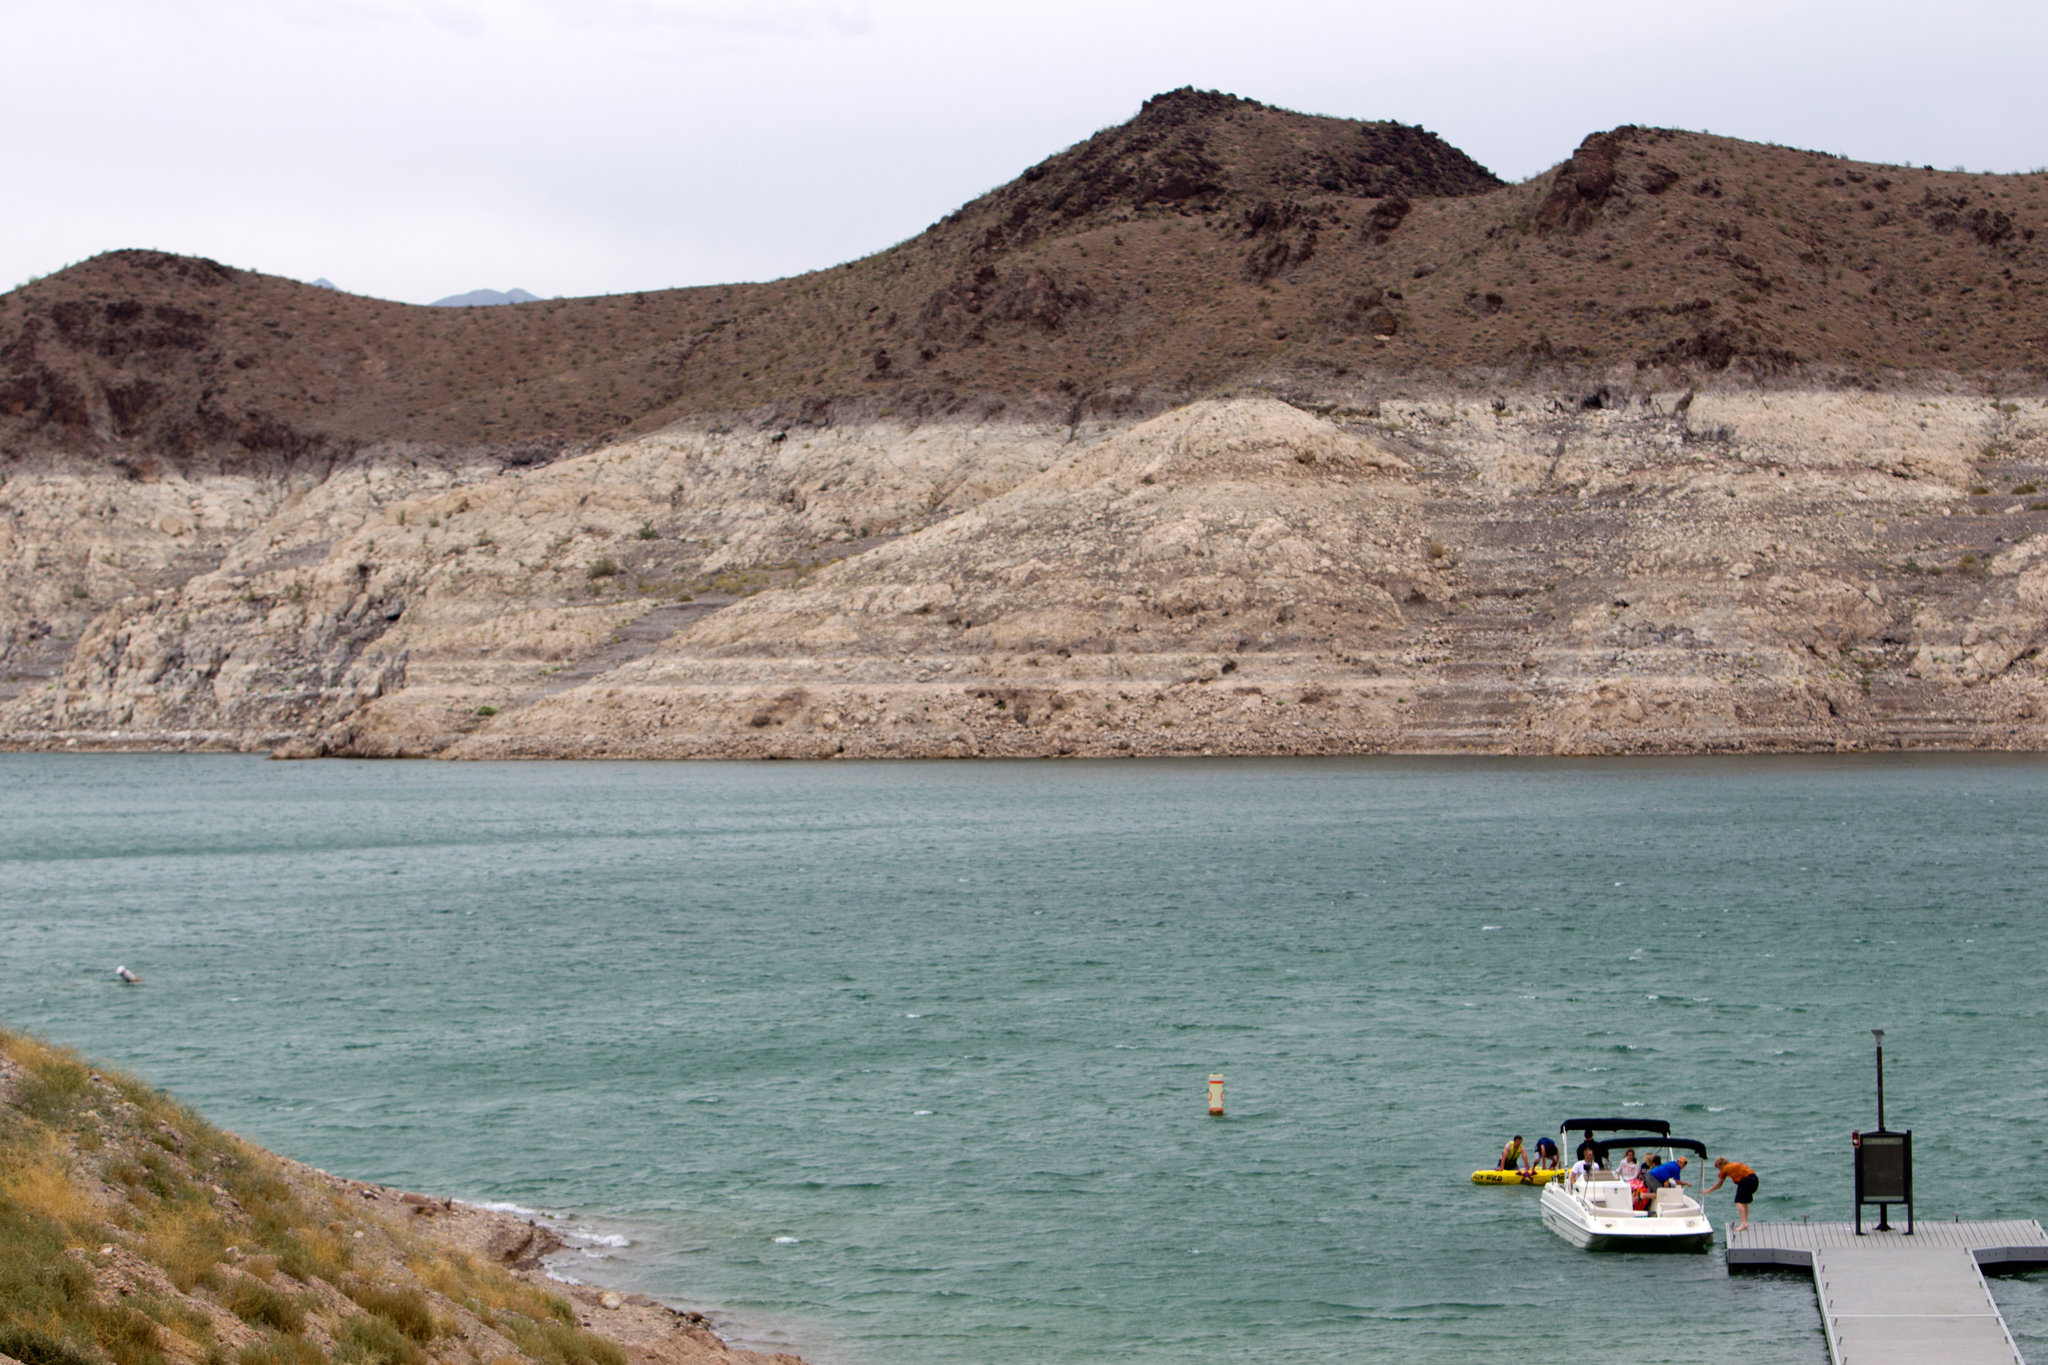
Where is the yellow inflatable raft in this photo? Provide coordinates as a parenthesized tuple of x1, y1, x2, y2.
(1471, 1167, 1569, 1186)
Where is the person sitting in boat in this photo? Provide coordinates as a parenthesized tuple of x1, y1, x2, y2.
(1499, 1135, 1528, 1172)
(1616, 1149, 1641, 1182)
(1566, 1153, 1597, 1189)
(1641, 1156, 1688, 1192)
(1531, 1135, 1561, 1170)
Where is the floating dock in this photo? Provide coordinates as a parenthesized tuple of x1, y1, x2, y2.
(1728, 1220, 2048, 1365)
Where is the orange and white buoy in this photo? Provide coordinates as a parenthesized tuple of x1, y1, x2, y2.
(1208, 1074, 1225, 1116)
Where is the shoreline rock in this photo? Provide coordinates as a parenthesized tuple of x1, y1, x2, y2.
(294, 1169, 812, 1365)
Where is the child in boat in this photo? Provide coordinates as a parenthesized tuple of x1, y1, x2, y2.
(1617, 1149, 1641, 1181)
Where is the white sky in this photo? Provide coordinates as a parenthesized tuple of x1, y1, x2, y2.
(6, 0, 2044, 304)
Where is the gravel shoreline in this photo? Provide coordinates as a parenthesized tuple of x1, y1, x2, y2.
(301, 1165, 813, 1365)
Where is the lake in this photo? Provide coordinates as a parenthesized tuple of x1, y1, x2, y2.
(3, 753, 2045, 1362)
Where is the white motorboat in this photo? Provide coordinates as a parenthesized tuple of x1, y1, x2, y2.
(1538, 1118, 1713, 1251)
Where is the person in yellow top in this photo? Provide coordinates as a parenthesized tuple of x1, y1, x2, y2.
(1499, 1135, 1528, 1173)
(1708, 1157, 1760, 1231)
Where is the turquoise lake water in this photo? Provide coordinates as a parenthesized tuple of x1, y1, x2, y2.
(3, 754, 2046, 1363)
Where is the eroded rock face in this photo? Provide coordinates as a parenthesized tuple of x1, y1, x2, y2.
(5, 391, 2048, 758)
(0, 416, 1087, 753)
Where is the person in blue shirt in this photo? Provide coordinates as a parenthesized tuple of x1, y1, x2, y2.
(1531, 1135, 1561, 1170)
(1641, 1156, 1688, 1192)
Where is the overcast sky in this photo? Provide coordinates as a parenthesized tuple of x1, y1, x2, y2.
(6, 0, 2044, 304)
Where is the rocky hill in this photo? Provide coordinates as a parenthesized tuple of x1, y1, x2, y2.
(0, 1029, 804, 1365)
(3, 90, 2047, 758)
(8, 90, 2042, 478)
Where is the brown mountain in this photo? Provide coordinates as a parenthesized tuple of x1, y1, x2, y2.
(5, 89, 2042, 481)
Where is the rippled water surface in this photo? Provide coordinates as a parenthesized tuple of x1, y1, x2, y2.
(4, 754, 2046, 1363)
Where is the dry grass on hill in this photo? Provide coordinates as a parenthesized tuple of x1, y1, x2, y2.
(0, 1030, 791, 1365)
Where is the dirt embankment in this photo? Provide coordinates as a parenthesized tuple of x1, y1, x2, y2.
(0, 1029, 809, 1365)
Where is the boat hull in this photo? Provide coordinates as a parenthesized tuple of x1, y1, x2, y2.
(1539, 1183, 1712, 1252)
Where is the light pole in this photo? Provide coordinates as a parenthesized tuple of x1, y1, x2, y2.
(1872, 1028, 1886, 1131)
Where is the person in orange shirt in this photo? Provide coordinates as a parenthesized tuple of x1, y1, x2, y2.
(1709, 1157, 1760, 1231)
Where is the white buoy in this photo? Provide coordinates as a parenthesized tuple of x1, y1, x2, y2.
(115, 965, 141, 984)
(1208, 1074, 1225, 1116)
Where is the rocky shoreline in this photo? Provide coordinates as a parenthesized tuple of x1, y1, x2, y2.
(322, 1177, 810, 1365)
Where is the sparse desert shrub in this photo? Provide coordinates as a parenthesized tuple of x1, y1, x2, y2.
(343, 1283, 437, 1343)
(0, 1327, 101, 1365)
(497, 1316, 626, 1365)
(223, 1277, 305, 1335)
(235, 1336, 322, 1365)
(635, 522, 658, 540)
(4, 1136, 91, 1224)
(268, 1222, 351, 1283)
(586, 557, 620, 580)
(336, 1314, 420, 1365)
(5, 1037, 92, 1123)
(91, 1302, 166, 1365)
(474, 706, 499, 717)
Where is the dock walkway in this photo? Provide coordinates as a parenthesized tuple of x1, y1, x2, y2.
(1728, 1220, 2048, 1365)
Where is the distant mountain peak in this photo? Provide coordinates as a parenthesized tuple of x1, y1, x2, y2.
(431, 287, 540, 307)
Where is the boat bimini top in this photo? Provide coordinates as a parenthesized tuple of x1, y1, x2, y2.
(1589, 1136, 1708, 1163)
(1559, 1118, 1673, 1138)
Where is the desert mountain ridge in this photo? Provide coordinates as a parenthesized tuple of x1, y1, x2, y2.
(4, 88, 2045, 481)
(3, 89, 2048, 760)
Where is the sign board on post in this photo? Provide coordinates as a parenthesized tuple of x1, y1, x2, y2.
(1852, 1129, 1913, 1234)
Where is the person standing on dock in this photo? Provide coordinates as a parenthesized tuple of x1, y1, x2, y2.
(1708, 1157, 1760, 1232)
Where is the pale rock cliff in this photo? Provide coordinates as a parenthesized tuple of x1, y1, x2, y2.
(5, 390, 2047, 758)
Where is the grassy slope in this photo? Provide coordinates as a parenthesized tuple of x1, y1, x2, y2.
(0, 1030, 624, 1365)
